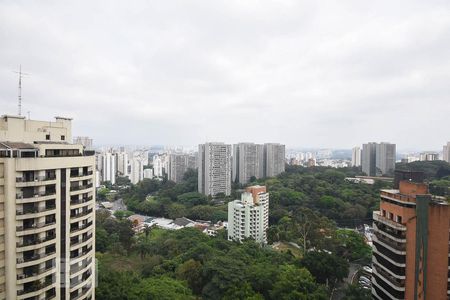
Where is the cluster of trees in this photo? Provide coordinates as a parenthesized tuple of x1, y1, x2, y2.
(118, 169, 228, 222)
(96, 221, 363, 299)
(259, 166, 388, 228)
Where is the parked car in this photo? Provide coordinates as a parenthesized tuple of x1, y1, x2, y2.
(363, 266, 373, 273)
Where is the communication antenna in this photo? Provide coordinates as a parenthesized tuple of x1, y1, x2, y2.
(13, 65, 30, 116)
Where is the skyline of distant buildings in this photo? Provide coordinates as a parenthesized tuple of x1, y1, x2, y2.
(91, 139, 449, 187)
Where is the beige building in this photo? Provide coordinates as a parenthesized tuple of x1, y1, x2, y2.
(0, 115, 95, 299)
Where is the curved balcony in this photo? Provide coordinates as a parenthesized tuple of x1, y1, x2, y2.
(16, 222, 57, 236)
(373, 211, 406, 231)
(16, 175, 57, 187)
(70, 184, 93, 194)
(372, 272, 405, 300)
(70, 221, 93, 237)
(71, 284, 93, 300)
(17, 234, 56, 250)
(70, 234, 94, 251)
(17, 277, 56, 299)
(70, 258, 93, 276)
(373, 232, 406, 255)
(70, 196, 93, 209)
(70, 209, 94, 222)
(17, 250, 56, 266)
(70, 247, 94, 265)
(70, 270, 93, 293)
(16, 191, 57, 204)
(16, 206, 56, 220)
(373, 222, 406, 242)
(17, 265, 55, 284)
(70, 171, 93, 182)
(373, 254, 405, 279)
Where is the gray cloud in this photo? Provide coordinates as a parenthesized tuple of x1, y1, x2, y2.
(1, 0, 449, 150)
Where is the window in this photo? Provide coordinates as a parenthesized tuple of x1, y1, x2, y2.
(61, 135, 65, 141)
(389, 212, 394, 220)
(46, 134, 50, 140)
(397, 215, 402, 223)
(382, 210, 386, 217)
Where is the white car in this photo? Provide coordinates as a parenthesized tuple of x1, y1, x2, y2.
(363, 266, 373, 273)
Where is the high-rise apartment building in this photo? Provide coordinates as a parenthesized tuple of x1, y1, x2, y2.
(419, 152, 439, 161)
(264, 143, 285, 178)
(227, 185, 269, 244)
(117, 151, 128, 176)
(362, 142, 396, 176)
(232, 143, 264, 184)
(375, 142, 396, 176)
(362, 143, 377, 176)
(444, 142, 450, 163)
(72, 137, 93, 151)
(372, 170, 450, 300)
(0, 115, 95, 299)
(351, 146, 361, 167)
(198, 143, 231, 196)
(100, 151, 116, 185)
(168, 154, 196, 183)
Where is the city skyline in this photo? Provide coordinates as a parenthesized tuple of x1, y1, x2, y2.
(1, 1, 449, 149)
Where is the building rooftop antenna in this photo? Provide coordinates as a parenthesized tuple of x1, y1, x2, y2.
(13, 65, 30, 116)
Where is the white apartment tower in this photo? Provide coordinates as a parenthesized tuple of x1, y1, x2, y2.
(444, 142, 450, 163)
(351, 146, 361, 167)
(227, 185, 269, 244)
(0, 115, 95, 299)
(232, 143, 264, 184)
(101, 151, 116, 185)
(117, 152, 128, 177)
(264, 143, 285, 178)
(198, 143, 232, 196)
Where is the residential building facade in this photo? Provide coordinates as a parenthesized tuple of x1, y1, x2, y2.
(444, 142, 450, 163)
(351, 146, 361, 167)
(198, 143, 231, 196)
(0, 115, 95, 299)
(264, 143, 285, 178)
(168, 154, 196, 183)
(375, 142, 396, 176)
(371, 170, 450, 300)
(227, 185, 269, 244)
(232, 143, 264, 184)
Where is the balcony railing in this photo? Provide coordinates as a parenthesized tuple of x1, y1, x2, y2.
(70, 247, 93, 259)
(17, 265, 54, 280)
(16, 221, 56, 232)
(70, 171, 93, 178)
(16, 175, 56, 183)
(70, 258, 93, 275)
(17, 250, 56, 264)
(71, 209, 93, 219)
(17, 278, 54, 296)
(16, 205, 56, 215)
(70, 222, 93, 234)
(71, 234, 93, 247)
(17, 234, 56, 247)
(374, 232, 406, 252)
(373, 211, 406, 231)
(380, 191, 416, 204)
(70, 196, 93, 205)
(70, 184, 93, 192)
(16, 191, 56, 200)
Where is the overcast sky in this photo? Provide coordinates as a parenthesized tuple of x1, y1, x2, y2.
(1, 0, 449, 150)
